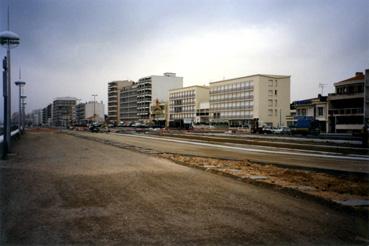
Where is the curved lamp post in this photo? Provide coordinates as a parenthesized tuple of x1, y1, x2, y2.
(0, 30, 20, 158)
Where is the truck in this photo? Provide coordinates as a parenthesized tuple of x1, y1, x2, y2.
(290, 116, 320, 135)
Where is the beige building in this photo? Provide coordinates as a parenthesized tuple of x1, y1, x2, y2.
(169, 86, 209, 127)
(108, 80, 134, 123)
(209, 74, 290, 128)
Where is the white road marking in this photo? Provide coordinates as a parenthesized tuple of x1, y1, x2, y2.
(114, 133, 369, 162)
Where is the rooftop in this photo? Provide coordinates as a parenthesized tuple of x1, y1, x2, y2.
(334, 72, 365, 86)
(210, 74, 290, 85)
(169, 85, 209, 91)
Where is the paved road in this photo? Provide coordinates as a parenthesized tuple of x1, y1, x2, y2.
(75, 131, 369, 174)
(0, 132, 367, 245)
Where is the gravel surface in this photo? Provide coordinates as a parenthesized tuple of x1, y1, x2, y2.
(0, 131, 368, 245)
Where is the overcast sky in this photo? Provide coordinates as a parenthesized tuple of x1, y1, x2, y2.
(0, 0, 368, 117)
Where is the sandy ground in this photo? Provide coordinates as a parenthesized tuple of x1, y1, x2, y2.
(0, 131, 368, 245)
(159, 154, 369, 204)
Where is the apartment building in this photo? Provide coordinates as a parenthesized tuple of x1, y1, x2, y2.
(76, 101, 105, 124)
(108, 80, 134, 123)
(209, 74, 290, 128)
(120, 83, 139, 122)
(169, 85, 209, 127)
(290, 95, 328, 132)
(31, 109, 43, 127)
(42, 103, 52, 126)
(52, 97, 77, 128)
(137, 73, 183, 121)
(327, 71, 367, 133)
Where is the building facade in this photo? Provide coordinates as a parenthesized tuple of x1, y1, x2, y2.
(75, 101, 105, 125)
(52, 97, 77, 128)
(150, 99, 168, 127)
(42, 104, 52, 126)
(108, 80, 134, 123)
(209, 74, 290, 128)
(120, 83, 139, 122)
(327, 72, 367, 133)
(137, 73, 183, 122)
(290, 95, 328, 132)
(31, 109, 43, 127)
(169, 85, 209, 127)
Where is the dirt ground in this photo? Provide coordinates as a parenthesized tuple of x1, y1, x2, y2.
(159, 154, 369, 204)
(1, 131, 368, 245)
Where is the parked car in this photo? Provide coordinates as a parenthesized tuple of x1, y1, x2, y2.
(273, 127, 291, 135)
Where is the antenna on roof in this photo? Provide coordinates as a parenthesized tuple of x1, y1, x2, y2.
(319, 83, 327, 95)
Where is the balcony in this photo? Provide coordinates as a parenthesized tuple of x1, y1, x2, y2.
(328, 92, 364, 100)
(328, 107, 363, 116)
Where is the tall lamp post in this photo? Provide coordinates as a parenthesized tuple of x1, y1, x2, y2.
(0, 29, 20, 159)
(21, 96, 26, 131)
(15, 80, 26, 133)
(92, 94, 97, 122)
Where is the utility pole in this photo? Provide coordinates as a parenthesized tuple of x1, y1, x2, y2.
(92, 94, 98, 122)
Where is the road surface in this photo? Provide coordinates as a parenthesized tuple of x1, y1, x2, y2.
(74, 131, 369, 174)
(0, 131, 367, 245)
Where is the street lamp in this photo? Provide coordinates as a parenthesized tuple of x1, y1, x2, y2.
(92, 94, 97, 122)
(0, 29, 20, 159)
(21, 96, 26, 132)
(15, 79, 26, 133)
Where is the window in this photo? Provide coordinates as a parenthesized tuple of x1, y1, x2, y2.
(268, 99, 273, 107)
(268, 80, 273, 87)
(268, 90, 273, 96)
(275, 90, 278, 95)
(317, 107, 323, 116)
(275, 100, 278, 107)
(268, 109, 273, 116)
(275, 80, 278, 87)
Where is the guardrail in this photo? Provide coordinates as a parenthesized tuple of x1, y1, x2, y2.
(0, 129, 20, 144)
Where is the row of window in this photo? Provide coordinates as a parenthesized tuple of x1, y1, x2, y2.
(170, 105, 195, 113)
(170, 113, 196, 119)
(212, 110, 253, 118)
(210, 101, 254, 109)
(210, 81, 254, 93)
(170, 98, 195, 105)
(169, 90, 196, 99)
(210, 92, 253, 101)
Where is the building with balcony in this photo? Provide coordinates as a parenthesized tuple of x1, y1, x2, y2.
(120, 83, 139, 123)
(108, 80, 134, 124)
(289, 95, 328, 132)
(209, 74, 290, 128)
(327, 72, 367, 133)
(52, 97, 77, 128)
(169, 85, 209, 127)
(137, 72, 183, 122)
(42, 103, 52, 126)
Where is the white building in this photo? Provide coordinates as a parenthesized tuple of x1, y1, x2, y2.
(31, 109, 43, 127)
(137, 72, 183, 121)
(209, 74, 291, 128)
(169, 85, 209, 127)
(76, 101, 105, 124)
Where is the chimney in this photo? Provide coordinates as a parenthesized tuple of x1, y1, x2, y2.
(355, 72, 364, 76)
